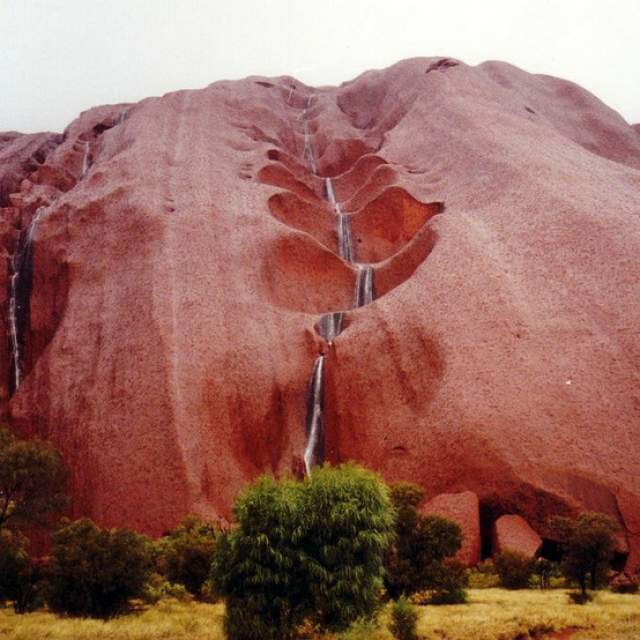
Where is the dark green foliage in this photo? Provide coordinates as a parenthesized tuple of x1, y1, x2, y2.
(494, 550, 535, 589)
(0, 426, 68, 531)
(551, 512, 617, 598)
(155, 515, 218, 599)
(46, 518, 153, 618)
(389, 597, 419, 640)
(211, 464, 395, 639)
(0, 531, 43, 613)
(384, 482, 463, 599)
(532, 558, 560, 589)
(428, 559, 468, 604)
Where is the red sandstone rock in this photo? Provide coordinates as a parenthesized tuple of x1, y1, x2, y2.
(1, 59, 639, 572)
(492, 514, 542, 557)
(420, 491, 481, 566)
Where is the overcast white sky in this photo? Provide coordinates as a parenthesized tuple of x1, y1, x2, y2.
(2, 0, 639, 133)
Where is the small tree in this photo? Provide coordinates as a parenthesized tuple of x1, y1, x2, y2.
(211, 464, 395, 640)
(0, 426, 68, 531)
(389, 597, 419, 640)
(299, 464, 395, 631)
(429, 558, 469, 604)
(494, 550, 535, 589)
(385, 482, 463, 599)
(46, 518, 152, 618)
(0, 530, 43, 613)
(551, 512, 617, 599)
(155, 515, 218, 599)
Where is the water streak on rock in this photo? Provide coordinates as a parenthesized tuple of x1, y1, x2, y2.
(81, 141, 91, 178)
(354, 264, 374, 308)
(304, 355, 325, 475)
(9, 206, 46, 391)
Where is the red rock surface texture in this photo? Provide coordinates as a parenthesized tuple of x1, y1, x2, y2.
(1, 58, 639, 570)
(492, 514, 543, 558)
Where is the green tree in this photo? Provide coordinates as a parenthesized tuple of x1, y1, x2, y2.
(211, 463, 395, 640)
(155, 515, 218, 599)
(384, 482, 463, 599)
(551, 512, 617, 599)
(389, 596, 419, 640)
(46, 518, 152, 618)
(0, 530, 43, 613)
(298, 463, 395, 631)
(0, 426, 67, 531)
(494, 550, 535, 589)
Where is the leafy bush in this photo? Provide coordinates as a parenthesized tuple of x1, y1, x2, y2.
(0, 531, 43, 613)
(384, 482, 463, 598)
(0, 426, 67, 531)
(494, 550, 535, 589)
(211, 464, 395, 639)
(428, 559, 468, 604)
(389, 597, 419, 640)
(142, 572, 190, 604)
(46, 518, 153, 618)
(551, 512, 617, 598)
(155, 515, 218, 599)
(468, 559, 500, 588)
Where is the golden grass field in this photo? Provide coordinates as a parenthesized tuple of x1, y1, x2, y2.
(0, 589, 638, 640)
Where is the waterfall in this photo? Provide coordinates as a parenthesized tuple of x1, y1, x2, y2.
(302, 120, 317, 176)
(303, 355, 325, 475)
(8, 267, 21, 389)
(8, 206, 45, 392)
(81, 141, 90, 178)
(317, 311, 345, 342)
(354, 264, 374, 308)
(117, 109, 128, 125)
(337, 214, 354, 262)
(325, 177, 337, 207)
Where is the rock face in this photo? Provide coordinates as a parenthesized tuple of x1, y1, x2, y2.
(492, 514, 542, 558)
(1, 58, 640, 570)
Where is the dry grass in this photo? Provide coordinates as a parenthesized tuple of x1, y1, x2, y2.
(0, 589, 637, 639)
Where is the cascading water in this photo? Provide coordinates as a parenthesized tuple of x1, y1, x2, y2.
(317, 311, 345, 342)
(325, 177, 355, 263)
(303, 355, 325, 475)
(302, 96, 317, 176)
(300, 96, 376, 476)
(8, 206, 45, 392)
(81, 141, 91, 178)
(354, 264, 374, 308)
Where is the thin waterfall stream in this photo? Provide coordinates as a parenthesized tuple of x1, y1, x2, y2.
(300, 95, 376, 474)
(303, 355, 325, 475)
(8, 206, 46, 392)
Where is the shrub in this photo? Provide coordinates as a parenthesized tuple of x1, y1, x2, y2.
(551, 512, 617, 598)
(155, 515, 218, 599)
(142, 572, 190, 604)
(494, 550, 535, 589)
(389, 597, 419, 640)
(429, 559, 468, 604)
(468, 559, 500, 588)
(211, 463, 395, 639)
(0, 426, 67, 531)
(0, 531, 43, 613)
(45, 518, 152, 618)
(384, 482, 463, 598)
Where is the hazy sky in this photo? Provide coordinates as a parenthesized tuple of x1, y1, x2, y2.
(2, 0, 639, 133)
